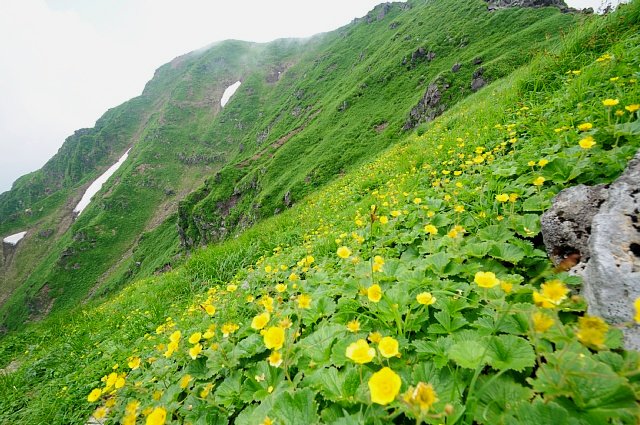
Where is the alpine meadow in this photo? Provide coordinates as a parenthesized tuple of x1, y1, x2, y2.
(1, 0, 640, 424)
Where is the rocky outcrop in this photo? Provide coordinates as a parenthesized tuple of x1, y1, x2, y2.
(471, 67, 487, 91)
(484, 0, 569, 11)
(541, 150, 640, 349)
(403, 83, 446, 130)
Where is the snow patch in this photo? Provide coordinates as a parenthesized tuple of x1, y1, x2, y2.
(73, 149, 131, 215)
(221, 81, 241, 107)
(3, 231, 27, 245)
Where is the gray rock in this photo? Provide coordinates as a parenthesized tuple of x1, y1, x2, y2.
(484, 0, 569, 11)
(470, 77, 487, 91)
(582, 151, 640, 350)
(403, 83, 445, 130)
(541, 184, 607, 265)
(451, 63, 462, 73)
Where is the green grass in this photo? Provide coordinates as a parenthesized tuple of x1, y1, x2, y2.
(0, 0, 578, 332)
(0, 1, 639, 423)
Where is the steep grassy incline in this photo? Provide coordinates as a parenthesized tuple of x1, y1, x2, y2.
(0, 0, 576, 332)
(177, 0, 577, 248)
(0, 2, 638, 424)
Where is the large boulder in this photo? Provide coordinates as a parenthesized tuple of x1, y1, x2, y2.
(541, 150, 640, 349)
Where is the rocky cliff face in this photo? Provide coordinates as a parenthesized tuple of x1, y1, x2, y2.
(485, 0, 569, 11)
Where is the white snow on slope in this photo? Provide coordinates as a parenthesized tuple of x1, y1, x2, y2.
(73, 148, 131, 215)
(3, 231, 27, 245)
(220, 81, 241, 107)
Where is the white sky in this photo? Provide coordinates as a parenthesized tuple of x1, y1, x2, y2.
(0, 0, 616, 194)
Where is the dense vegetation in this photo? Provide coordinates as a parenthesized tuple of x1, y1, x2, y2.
(1, 0, 639, 424)
(0, 0, 575, 332)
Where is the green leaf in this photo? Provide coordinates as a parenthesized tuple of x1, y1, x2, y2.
(448, 340, 488, 369)
(477, 224, 513, 243)
(485, 335, 535, 372)
(298, 323, 344, 365)
(429, 310, 468, 334)
(530, 342, 638, 415)
(523, 194, 551, 212)
(424, 252, 453, 274)
(513, 214, 541, 238)
(231, 334, 266, 360)
(614, 118, 640, 136)
(461, 241, 492, 258)
(489, 242, 525, 264)
(272, 388, 319, 425)
(304, 366, 360, 403)
(543, 157, 573, 182)
(515, 399, 571, 425)
(474, 375, 533, 424)
(214, 371, 243, 407)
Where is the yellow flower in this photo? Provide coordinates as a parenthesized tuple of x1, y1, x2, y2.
(532, 312, 554, 333)
(635, 298, 640, 323)
(87, 388, 102, 403)
(93, 406, 107, 419)
(227, 284, 238, 292)
(188, 332, 202, 344)
(337, 246, 352, 259)
(189, 343, 202, 360)
(204, 304, 216, 316)
(347, 319, 361, 333)
(180, 374, 192, 389)
(577, 122, 593, 131)
(251, 312, 271, 330)
(200, 383, 214, 398)
(263, 326, 285, 350)
(625, 104, 640, 113)
(222, 323, 240, 337)
(527, 160, 536, 167)
(146, 407, 167, 425)
(413, 198, 422, 205)
(261, 417, 273, 425)
(346, 339, 375, 364)
(368, 332, 382, 343)
(379, 215, 389, 224)
(264, 265, 272, 273)
(169, 330, 181, 343)
(538, 159, 549, 167)
(403, 382, 438, 411)
(474, 271, 499, 288)
(533, 176, 546, 186)
(576, 316, 609, 348)
(495, 193, 509, 202)
(579, 136, 596, 149)
(533, 280, 569, 309)
(378, 336, 400, 358)
(128, 356, 141, 370)
(268, 350, 283, 367)
(424, 224, 438, 235)
(115, 375, 126, 389)
(288, 273, 299, 281)
(295, 293, 310, 309)
(368, 367, 402, 405)
(260, 296, 274, 313)
(416, 292, 436, 305)
(602, 98, 619, 107)
(509, 193, 519, 203)
(454, 205, 465, 213)
(275, 283, 287, 293)
(500, 281, 513, 293)
(203, 325, 216, 339)
(368, 284, 383, 302)
(390, 210, 401, 217)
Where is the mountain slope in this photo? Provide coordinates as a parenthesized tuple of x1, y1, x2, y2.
(0, 1, 638, 423)
(0, 0, 577, 332)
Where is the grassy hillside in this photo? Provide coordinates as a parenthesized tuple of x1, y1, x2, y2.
(0, 1, 638, 424)
(0, 0, 577, 332)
